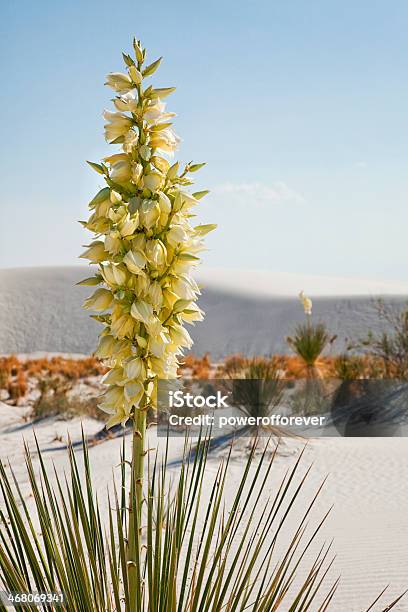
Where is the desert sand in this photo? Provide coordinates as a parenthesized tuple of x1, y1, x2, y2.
(1, 400, 407, 611)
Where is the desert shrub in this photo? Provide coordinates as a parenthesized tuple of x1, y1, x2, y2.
(7, 370, 28, 401)
(216, 353, 252, 378)
(332, 354, 365, 379)
(0, 355, 20, 390)
(349, 299, 408, 379)
(31, 376, 103, 421)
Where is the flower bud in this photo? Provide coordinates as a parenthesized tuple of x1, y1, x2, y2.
(158, 191, 171, 214)
(129, 65, 142, 84)
(131, 162, 143, 184)
(110, 190, 122, 204)
(80, 241, 107, 263)
(139, 144, 151, 161)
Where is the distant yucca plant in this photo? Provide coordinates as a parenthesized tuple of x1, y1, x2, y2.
(287, 292, 336, 377)
(287, 322, 335, 374)
(287, 293, 336, 414)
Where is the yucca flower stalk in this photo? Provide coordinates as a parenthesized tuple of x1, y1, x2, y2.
(79, 37, 215, 606)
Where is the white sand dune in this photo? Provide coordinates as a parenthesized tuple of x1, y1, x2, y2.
(196, 267, 408, 298)
(1, 402, 407, 611)
(1, 266, 407, 358)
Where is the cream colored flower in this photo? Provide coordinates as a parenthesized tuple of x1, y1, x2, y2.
(299, 290, 312, 316)
(99, 385, 125, 413)
(149, 126, 180, 154)
(124, 357, 146, 380)
(146, 239, 167, 267)
(103, 110, 133, 142)
(83, 288, 113, 311)
(101, 367, 125, 386)
(158, 191, 171, 214)
(172, 275, 199, 300)
(111, 264, 128, 286)
(168, 323, 193, 349)
(144, 100, 175, 124)
(111, 314, 135, 339)
(167, 224, 188, 246)
(123, 249, 146, 274)
(148, 282, 163, 309)
(140, 200, 160, 229)
(113, 91, 139, 113)
(124, 381, 144, 407)
(110, 190, 122, 204)
(130, 300, 153, 324)
(123, 129, 138, 153)
(119, 213, 138, 237)
(105, 231, 122, 255)
(95, 334, 116, 358)
(142, 171, 164, 192)
(105, 72, 133, 93)
(110, 159, 132, 183)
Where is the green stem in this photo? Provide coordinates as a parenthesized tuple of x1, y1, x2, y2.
(127, 407, 147, 611)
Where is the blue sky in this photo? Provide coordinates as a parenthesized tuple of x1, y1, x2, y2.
(1, 0, 407, 282)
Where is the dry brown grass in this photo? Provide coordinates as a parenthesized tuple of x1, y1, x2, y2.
(0, 356, 107, 417)
(178, 353, 211, 378)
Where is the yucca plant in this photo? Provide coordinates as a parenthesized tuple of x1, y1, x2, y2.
(1, 433, 406, 611)
(287, 292, 336, 378)
(75, 36, 218, 607)
(0, 434, 335, 611)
